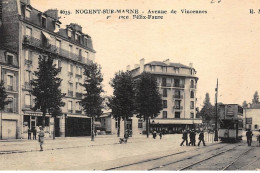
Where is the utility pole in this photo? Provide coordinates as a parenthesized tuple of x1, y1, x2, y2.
(214, 78, 219, 141)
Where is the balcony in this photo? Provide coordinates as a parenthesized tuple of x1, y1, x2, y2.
(25, 59, 32, 66)
(75, 110, 82, 114)
(68, 109, 73, 113)
(7, 85, 13, 91)
(173, 106, 183, 110)
(76, 92, 83, 99)
(75, 74, 82, 78)
(173, 95, 183, 99)
(5, 108, 13, 113)
(23, 82, 32, 90)
(23, 35, 84, 63)
(173, 83, 185, 88)
(68, 91, 73, 97)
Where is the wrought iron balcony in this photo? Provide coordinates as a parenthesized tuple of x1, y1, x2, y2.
(75, 110, 82, 114)
(173, 84, 185, 88)
(173, 95, 183, 99)
(23, 82, 32, 90)
(76, 92, 83, 99)
(68, 91, 73, 97)
(173, 106, 183, 110)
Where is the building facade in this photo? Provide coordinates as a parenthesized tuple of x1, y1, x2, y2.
(243, 104, 260, 131)
(0, 0, 95, 139)
(130, 59, 202, 134)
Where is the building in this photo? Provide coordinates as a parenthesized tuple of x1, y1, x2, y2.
(243, 104, 260, 131)
(130, 59, 202, 134)
(0, 0, 95, 139)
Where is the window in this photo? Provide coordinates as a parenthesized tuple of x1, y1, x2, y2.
(56, 40, 61, 54)
(68, 29, 72, 38)
(190, 112, 194, 118)
(162, 67, 167, 73)
(41, 16, 47, 28)
(175, 90, 181, 98)
(255, 125, 258, 129)
(174, 67, 179, 74)
(175, 112, 180, 118)
(68, 82, 73, 91)
(7, 75, 13, 90)
(54, 59, 61, 69)
(190, 101, 194, 109)
(25, 70, 31, 83)
(115, 121, 118, 128)
(68, 64, 73, 74)
(191, 80, 194, 88)
(84, 36, 88, 45)
(7, 55, 13, 65)
(25, 9, 31, 18)
(69, 45, 73, 57)
(175, 100, 181, 109)
(79, 49, 82, 57)
(190, 91, 194, 98)
(25, 94, 31, 107)
(174, 79, 180, 87)
(25, 27, 32, 37)
(163, 89, 167, 97)
(163, 111, 167, 119)
(75, 33, 80, 42)
(162, 77, 166, 87)
(151, 66, 156, 72)
(68, 101, 72, 112)
(76, 101, 81, 110)
(138, 119, 143, 128)
(163, 100, 167, 108)
(6, 97, 13, 112)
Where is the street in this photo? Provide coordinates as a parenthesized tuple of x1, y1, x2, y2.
(0, 134, 260, 170)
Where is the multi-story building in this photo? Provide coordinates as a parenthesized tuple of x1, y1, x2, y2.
(243, 104, 260, 131)
(130, 59, 202, 134)
(0, 0, 95, 139)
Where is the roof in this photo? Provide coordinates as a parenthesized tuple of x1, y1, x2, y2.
(250, 104, 260, 109)
(145, 61, 192, 69)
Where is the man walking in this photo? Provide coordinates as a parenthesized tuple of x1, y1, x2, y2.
(180, 130, 188, 146)
(28, 128, 31, 140)
(38, 127, 45, 151)
(33, 127, 37, 140)
(246, 129, 253, 146)
(189, 129, 195, 146)
(198, 130, 206, 146)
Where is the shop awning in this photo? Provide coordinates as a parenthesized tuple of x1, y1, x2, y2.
(42, 31, 52, 41)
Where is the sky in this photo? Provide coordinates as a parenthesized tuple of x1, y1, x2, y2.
(31, 0, 260, 108)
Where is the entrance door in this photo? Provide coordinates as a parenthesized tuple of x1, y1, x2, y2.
(2, 120, 17, 139)
(54, 117, 60, 137)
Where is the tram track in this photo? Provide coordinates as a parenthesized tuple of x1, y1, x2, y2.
(104, 143, 230, 171)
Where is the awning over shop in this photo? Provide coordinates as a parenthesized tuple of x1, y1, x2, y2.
(42, 31, 52, 41)
(151, 119, 202, 125)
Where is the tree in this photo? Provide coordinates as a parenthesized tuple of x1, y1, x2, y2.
(108, 71, 135, 137)
(31, 55, 65, 131)
(200, 93, 214, 129)
(252, 91, 259, 104)
(134, 72, 162, 138)
(81, 62, 104, 141)
(0, 80, 9, 140)
(242, 101, 248, 108)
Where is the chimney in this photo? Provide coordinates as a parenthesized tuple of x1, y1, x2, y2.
(134, 64, 139, 68)
(163, 59, 170, 65)
(140, 58, 145, 73)
(126, 65, 130, 71)
(44, 9, 59, 20)
(189, 63, 193, 68)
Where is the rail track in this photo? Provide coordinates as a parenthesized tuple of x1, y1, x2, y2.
(104, 143, 230, 171)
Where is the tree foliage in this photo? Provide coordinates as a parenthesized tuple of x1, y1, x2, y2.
(108, 71, 135, 137)
(242, 100, 248, 108)
(31, 55, 65, 128)
(0, 80, 9, 111)
(252, 91, 259, 104)
(134, 72, 162, 138)
(81, 62, 104, 141)
(200, 93, 214, 128)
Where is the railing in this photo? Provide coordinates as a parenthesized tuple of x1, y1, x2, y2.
(75, 110, 82, 114)
(173, 106, 183, 110)
(76, 92, 82, 99)
(68, 91, 73, 97)
(173, 84, 185, 88)
(23, 35, 84, 63)
(68, 109, 73, 113)
(6, 108, 13, 113)
(173, 95, 183, 99)
(23, 82, 32, 90)
(25, 59, 32, 65)
(75, 74, 82, 78)
(7, 85, 13, 91)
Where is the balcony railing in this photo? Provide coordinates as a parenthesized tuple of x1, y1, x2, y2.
(173, 84, 185, 88)
(173, 106, 183, 110)
(173, 95, 183, 99)
(23, 82, 32, 90)
(75, 110, 82, 114)
(25, 59, 32, 66)
(5, 108, 13, 113)
(68, 109, 73, 113)
(7, 85, 13, 91)
(75, 74, 82, 78)
(76, 92, 82, 99)
(23, 35, 85, 63)
(25, 104, 32, 109)
(68, 91, 73, 97)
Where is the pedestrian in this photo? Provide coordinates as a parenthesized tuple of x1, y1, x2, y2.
(246, 129, 253, 146)
(198, 130, 206, 146)
(28, 128, 32, 140)
(33, 127, 37, 140)
(180, 130, 188, 146)
(38, 127, 45, 151)
(153, 130, 157, 139)
(189, 129, 195, 146)
(159, 131, 162, 139)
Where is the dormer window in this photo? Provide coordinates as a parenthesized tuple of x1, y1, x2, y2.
(25, 8, 31, 19)
(84, 36, 88, 46)
(54, 22, 60, 32)
(42, 16, 47, 28)
(6, 53, 14, 65)
(68, 29, 72, 38)
(75, 33, 80, 43)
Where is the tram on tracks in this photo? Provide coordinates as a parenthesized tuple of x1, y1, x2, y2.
(218, 104, 243, 142)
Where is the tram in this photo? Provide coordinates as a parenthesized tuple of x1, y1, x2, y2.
(218, 104, 243, 142)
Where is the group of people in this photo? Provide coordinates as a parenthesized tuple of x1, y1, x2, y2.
(246, 129, 260, 147)
(28, 126, 45, 151)
(152, 130, 163, 139)
(180, 129, 206, 147)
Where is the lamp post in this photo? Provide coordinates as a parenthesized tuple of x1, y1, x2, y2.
(214, 79, 219, 141)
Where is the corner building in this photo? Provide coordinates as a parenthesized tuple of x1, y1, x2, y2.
(131, 59, 202, 134)
(0, 0, 95, 139)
